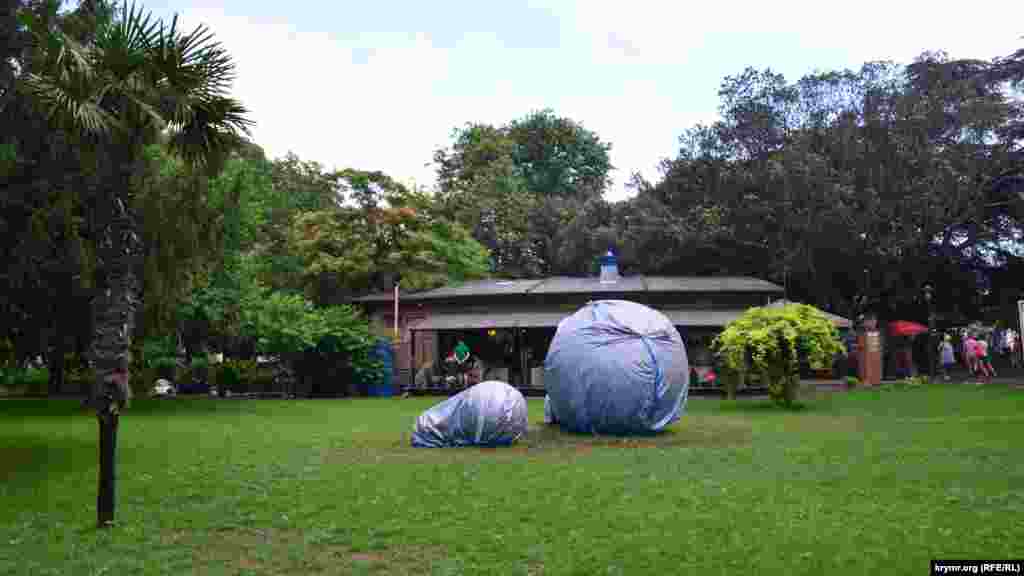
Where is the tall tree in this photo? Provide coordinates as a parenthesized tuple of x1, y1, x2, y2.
(506, 109, 612, 201)
(288, 171, 490, 303)
(17, 0, 251, 527)
(433, 110, 613, 276)
(636, 54, 1023, 319)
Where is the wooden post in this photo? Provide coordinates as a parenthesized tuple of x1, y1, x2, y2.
(393, 283, 400, 342)
(857, 330, 882, 386)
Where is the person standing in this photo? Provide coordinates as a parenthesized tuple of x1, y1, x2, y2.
(1008, 329, 1020, 369)
(963, 333, 978, 378)
(845, 330, 859, 378)
(975, 335, 996, 384)
(938, 335, 955, 381)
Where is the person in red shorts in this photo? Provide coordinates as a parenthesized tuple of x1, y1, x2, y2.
(974, 334, 996, 384)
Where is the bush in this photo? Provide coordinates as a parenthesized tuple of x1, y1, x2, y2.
(901, 376, 929, 388)
(215, 361, 241, 392)
(142, 336, 180, 380)
(248, 364, 276, 394)
(1, 366, 50, 395)
(24, 367, 49, 395)
(188, 356, 210, 381)
(713, 303, 845, 408)
(241, 291, 381, 390)
(150, 357, 178, 380)
(213, 359, 268, 394)
(719, 366, 742, 399)
(66, 362, 96, 394)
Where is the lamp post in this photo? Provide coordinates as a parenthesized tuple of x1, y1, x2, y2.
(922, 283, 936, 382)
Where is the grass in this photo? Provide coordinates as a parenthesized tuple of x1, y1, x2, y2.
(1, 383, 1023, 575)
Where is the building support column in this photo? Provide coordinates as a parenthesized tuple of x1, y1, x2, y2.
(519, 329, 528, 388)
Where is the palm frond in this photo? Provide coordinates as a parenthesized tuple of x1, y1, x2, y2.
(165, 95, 252, 170)
(122, 89, 166, 129)
(113, 1, 159, 54)
(54, 35, 96, 81)
(94, 1, 158, 84)
(21, 69, 118, 136)
(153, 18, 236, 98)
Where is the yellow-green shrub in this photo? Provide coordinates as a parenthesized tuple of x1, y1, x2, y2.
(712, 303, 845, 407)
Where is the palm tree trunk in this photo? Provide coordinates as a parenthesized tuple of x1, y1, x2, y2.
(90, 199, 140, 528)
(91, 214, 140, 392)
(47, 337, 65, 396)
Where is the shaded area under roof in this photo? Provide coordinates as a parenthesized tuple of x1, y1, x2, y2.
(355, 275, 783, 302)
(409, 311, 570, 331)
(408, 308, 756, 331)
(661, 309, 749, 327)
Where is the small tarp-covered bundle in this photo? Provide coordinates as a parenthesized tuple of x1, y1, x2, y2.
(544, 300, 690, 434)
(411, 380, 529, 448)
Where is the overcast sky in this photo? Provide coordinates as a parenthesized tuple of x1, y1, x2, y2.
(140, 0, 1022, 202)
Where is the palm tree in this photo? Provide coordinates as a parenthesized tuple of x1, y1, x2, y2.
(17, 0, 252, 526)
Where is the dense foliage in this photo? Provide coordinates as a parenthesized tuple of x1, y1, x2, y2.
(1, 0, 1021, 398)
(239, 291, 383, 388)
(433, 109, 614, 276)
(713, 304, 846, 406)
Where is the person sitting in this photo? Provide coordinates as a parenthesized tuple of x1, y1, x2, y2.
(454, 340, 471, 363)
(414, 361, 436, 389)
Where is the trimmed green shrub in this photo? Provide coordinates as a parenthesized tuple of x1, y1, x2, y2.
(1, 367, 50, 395)
(713, 303, 845, 408)
(719, 366, 742, 400)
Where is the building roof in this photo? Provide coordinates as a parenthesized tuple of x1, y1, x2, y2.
(765, 299, 851, 328)
(355, 275, 783, 303)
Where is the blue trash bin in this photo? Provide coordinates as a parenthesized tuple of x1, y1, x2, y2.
(368, 340, 393, 397)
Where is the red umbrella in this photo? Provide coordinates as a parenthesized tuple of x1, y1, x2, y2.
(888, 320, 928, 337)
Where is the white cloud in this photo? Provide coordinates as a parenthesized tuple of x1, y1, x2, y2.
(172, 1, 1023, 204)
(176, 9, 454, 190)
(558, 0, 1022, 65)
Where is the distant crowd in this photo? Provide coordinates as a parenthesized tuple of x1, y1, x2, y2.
(939, 326, 1019, 383)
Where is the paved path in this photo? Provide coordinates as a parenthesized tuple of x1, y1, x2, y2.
(805, 377, 1024, 390)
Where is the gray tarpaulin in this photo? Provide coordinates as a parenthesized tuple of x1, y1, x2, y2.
(544, 300, 690, 434)
(411, 380, 529, 448)
(543, 394, 558, 424)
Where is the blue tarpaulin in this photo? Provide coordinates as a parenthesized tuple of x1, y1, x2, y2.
(544, 300, 690, 434)
(411, 380, 529, 448)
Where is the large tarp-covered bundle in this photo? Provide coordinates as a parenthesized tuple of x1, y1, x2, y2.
(411, 380, 529, 448)
(543, 394, 558, 424)
(544, 300, 689, 434)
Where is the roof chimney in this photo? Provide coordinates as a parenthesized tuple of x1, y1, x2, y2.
(599, 250, 619, 284)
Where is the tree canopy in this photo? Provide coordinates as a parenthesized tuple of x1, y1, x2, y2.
(1, 1, 1022, 399)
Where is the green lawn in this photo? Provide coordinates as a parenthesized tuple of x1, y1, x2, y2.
(2, 383, 1023, 575)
